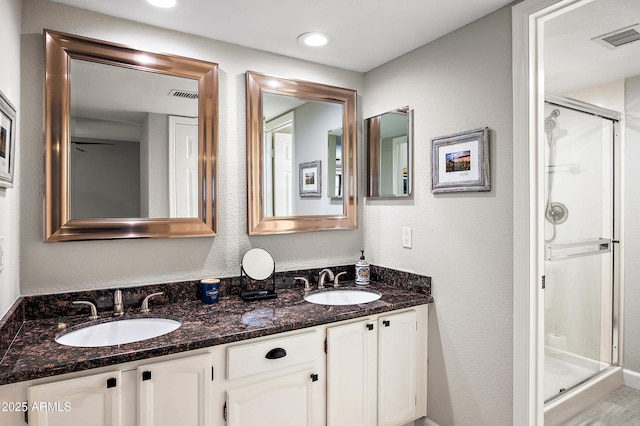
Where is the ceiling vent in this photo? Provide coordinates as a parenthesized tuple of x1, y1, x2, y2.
(593, 24, 640, 49)
(168, 89, 198, 99)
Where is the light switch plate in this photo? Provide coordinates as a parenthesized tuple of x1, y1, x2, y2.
(402, 227, 412, 248)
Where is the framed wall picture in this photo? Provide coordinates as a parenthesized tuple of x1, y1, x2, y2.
(299, 160, 322, 197)
(431, 127, 490, 193)
(0, 90, 16, 189)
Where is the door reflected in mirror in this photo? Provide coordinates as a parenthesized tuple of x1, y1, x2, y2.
(327, 128, 342, 199)
(366, 107, 413, 198)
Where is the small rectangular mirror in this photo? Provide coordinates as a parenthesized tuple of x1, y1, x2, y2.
(366, 107, 413, 198)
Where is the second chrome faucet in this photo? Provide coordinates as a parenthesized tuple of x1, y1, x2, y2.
(113, 290, 124, 316)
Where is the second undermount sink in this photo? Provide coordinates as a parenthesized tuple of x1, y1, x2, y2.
(55, 317, 181, 348)
(304, 289, 382, 306)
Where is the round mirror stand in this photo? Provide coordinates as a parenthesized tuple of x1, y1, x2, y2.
(240, 248, 277, 301)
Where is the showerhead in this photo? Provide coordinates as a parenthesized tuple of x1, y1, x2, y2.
(544, 109, 560, 141)
(544, 116, 556, 133)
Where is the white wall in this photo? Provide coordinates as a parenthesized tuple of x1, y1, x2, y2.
(0, 0, 22, 316)
(363, 7, 513, 426)
(146, 113, 170, 218)
(19, 0, 364, 295)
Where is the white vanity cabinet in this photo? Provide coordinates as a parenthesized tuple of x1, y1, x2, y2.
(222, 330, 325, 426)
(27, 371, 122, 426)
(326, 308, 427, 426)
(2, 304, 427, 426)
(26, 352, 213, 426)
(137, 353, 212, 426)
(378, 310, 418, 425)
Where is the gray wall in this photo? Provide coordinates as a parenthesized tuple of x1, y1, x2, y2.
(293, 101, 343, 215)
(363, 7, 514, 426)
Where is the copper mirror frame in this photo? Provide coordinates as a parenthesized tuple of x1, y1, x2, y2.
(44, 30, 218, 242)
(245, 71, 358, 235)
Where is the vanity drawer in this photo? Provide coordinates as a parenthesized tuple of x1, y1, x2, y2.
(227, 331, 318, 380)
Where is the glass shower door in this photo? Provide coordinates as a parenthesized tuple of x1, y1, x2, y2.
(543, 101, 615, 402)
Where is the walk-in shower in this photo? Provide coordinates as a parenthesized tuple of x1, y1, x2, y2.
(543, 96, 620, 405)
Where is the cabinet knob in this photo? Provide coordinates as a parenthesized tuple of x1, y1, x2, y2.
(366, 323, 374, 331)
(383, 320, 391, 327)
(265, 347, 287, 359)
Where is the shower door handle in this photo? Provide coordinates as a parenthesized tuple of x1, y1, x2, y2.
(545, 238, 611, 262)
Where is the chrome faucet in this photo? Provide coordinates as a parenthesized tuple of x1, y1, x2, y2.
(334, 271, 347, 287)
(294, 277, 310, 293)
(318, 269, 335, 290)
(72, 301, 98, 320)
(140, 292, 164, 313)
(113, 290, 124, 316)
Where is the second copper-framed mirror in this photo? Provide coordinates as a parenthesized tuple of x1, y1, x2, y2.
(246, 71, 357, 235)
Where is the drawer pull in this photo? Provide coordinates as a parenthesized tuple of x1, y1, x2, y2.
(265, 347, 287, 360)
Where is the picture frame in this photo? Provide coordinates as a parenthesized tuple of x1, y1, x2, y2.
(0, 90, 16, 189)
(431, 127, 490, 193)
(299, 160, 322, 197)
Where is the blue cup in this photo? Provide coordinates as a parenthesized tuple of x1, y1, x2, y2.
(201, 279, 220, 304)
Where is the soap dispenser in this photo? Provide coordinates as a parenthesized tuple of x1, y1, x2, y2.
(355, 250, 370, 285)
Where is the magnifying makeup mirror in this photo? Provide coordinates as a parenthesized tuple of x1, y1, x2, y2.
(240, 248, 277, 301)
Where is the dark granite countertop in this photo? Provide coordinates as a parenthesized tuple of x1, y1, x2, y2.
(0, 282, 432, 385)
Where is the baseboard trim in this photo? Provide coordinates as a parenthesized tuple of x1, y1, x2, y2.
(408, 417, 440, 426)
(623, 368, 640, 391)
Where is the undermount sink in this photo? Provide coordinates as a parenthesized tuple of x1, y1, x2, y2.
(304, 289, 381, 306)
(55, 317, 181, 348)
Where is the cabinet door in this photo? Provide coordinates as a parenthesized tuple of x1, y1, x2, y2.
(138, 353, 212, 426)
(378, 310, 417, 426)
(226, 369, 319, 426)
(326, 319, 377, 426)
(28, 371, 121, 426)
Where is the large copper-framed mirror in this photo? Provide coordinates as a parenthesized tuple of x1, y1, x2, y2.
(44, 30, 218, 242)
(246, 71, 357, 235)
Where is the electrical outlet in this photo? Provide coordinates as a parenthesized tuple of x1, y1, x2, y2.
(402, 227, 412, 248)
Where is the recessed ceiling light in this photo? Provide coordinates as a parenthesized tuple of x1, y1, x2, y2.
(297, 32, 331, 47)
(147, 0, 176, 8)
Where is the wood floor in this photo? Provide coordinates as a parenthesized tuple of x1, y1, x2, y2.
(559, 386, 640, 425)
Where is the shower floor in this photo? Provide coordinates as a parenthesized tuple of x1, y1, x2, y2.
(545, 347, 607, 401)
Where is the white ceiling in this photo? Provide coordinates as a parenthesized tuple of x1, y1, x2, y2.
(52, 0, 640, 101)
(51, 0, 514, 72)
(545, 0, 640, 95)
